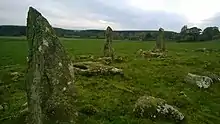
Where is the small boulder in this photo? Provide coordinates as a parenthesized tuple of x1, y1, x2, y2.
(10, 71, 23, 82)
(97, 57, 112, 64)
(184, 73, 213, 88)
(137, 49, 166, 58)
(133, 96, 184, 122)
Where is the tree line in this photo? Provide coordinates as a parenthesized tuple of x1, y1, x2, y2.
(0, 25, 219, 42)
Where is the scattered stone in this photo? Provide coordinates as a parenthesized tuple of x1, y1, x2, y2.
(22, 102, 28, 107)
(10, 71, 23, 82)
(0, 105, 3, 111)
(137, 49, 165, 58)
(79, 104, 99, 115)
(10, 72, 19, 75)
(194, 48, 220, 52)
(26, 7, 77, 124)
(202, 72, 220, 83)
(114, 56, 128, 63)
(184, 73, 213, 88)
(133, 96, 184, 122)
(104, 26, 114, 58)
(73, 61, 123, 76)
(97, 57, 112, 65)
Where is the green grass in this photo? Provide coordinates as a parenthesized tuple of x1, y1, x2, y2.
(1, 37, 220, 124)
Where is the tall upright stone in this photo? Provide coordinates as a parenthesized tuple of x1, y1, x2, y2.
(26, 7, 77, 124)
(160, 28, 166, 51)
(155, 28, 165, 51)
(104, 26, 114, 58)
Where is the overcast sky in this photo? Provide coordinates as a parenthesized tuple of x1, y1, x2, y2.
(0, 0, 220, 32)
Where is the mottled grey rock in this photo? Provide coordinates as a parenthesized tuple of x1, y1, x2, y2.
(184, 73, 213, 88)
(73, 61, 123, 76)
(155, 28, 166, 51)
(202, 72, 220, 82)
(26, 7, 77, 124)
(133, 96, 184, 122)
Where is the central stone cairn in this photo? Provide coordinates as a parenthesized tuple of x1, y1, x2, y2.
(104, 26, 114, 58)
(26, 7, 77, 124)
(137, 28, 166, 58)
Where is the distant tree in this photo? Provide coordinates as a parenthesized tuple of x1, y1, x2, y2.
(201, 27, 220, 41)
(188, 27, 202, 41)
(144, 33, 153, 40)
(180, 25, 188, 34)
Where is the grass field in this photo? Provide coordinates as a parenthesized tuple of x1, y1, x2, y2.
(1, 36, 220, 124)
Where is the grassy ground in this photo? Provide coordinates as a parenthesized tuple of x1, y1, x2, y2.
(0, 36, 220, 124)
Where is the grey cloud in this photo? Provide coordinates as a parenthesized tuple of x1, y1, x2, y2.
(0, 0, 188, 31)
(200, 13, 220, 29)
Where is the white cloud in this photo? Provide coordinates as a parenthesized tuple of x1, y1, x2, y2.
(0, 0, 220, 31)
(129, 0, 220, 24)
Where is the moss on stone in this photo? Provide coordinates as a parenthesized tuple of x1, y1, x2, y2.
(133, 95, 184, 122)
(26, 7, 77, 124)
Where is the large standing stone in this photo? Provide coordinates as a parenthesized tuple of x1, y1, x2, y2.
(155, 28, 165, 51)
(26, 7, 77, 124)
(104, 26, 114, 58)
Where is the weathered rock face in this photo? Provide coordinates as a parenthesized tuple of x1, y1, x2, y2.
(104, 26, 114, 58)
(202, 72, 220, 82)
(184, 73, 213, 88)
(26, 7, 77, 124)
(133, 96, 184, 122)
(155, 28, 165, 51)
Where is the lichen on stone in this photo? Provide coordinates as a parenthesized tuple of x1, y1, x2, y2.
(38, 45, 43, 53)
(185, 73, 213, 88)
(26, 57, 29, 62)
(133, 95, 184, 122)
(104, 26, 114, 58)
(68, 62, 74, 78)
(67, 81, 72, 85)
(26, 7, 77, 124)
(43, 39, 49, 47)
(63, 87, 66, 91)
(58, 62, 63, 67)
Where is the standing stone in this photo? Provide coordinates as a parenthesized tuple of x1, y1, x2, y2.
(104, 26, 114, 58)
(155, 28, 165, 51)
(26, 7, 77, 124)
